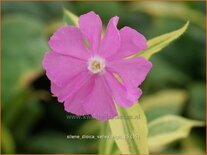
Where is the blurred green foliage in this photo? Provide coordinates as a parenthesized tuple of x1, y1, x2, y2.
(2, 15, 49, 105)
(141, 89, 188, 122)
(1, 1, 206, 154)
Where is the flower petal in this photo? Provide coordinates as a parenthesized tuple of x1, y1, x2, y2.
(104, 71, 142, 108)
(48, 26, 89, 60)
(79, 11, 102, 54)
(42, 51, 87, 87)
(51, 82, 62, 97)
(56, 71, 92, 102)
(108, 57, 152, 88)
(111, 26, 147, 59)
(64, 77, 95, 116)
(99, 16, 120, 58)
(84, 75, 117, 121)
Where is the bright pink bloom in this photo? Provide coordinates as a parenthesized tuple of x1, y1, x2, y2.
(42, 11, 152, 120)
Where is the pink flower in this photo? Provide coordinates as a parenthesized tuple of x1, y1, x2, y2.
(42, 11, 152, 121)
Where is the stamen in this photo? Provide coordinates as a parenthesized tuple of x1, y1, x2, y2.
(88, 56, 105, 74)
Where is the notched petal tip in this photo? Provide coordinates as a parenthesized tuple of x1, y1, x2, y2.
(82, 11, 97, 16)
(99, 16, 120, 58)
(111, 16, 119, 26)
(78, 11, 102, 53)
(110, 26, 148, 59)
(78, 11, 102, 27)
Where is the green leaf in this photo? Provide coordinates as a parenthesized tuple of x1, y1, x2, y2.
(99, 122, 109, 154)
(130, 2, 205, 29)
(13, 98, 43, 141)
(148, 115, 205, 151)
(109, 104, 148, 154)
(63, 9, 78, 26)
(130, 21, 189, 59)
(141, 89, 187, 122)
(28, 132, 95, 153)
(2, 15, 49, 105)
(3, 90, 30, 126)
(1, 124, 16, 154)
(2, 90, 43, 148)
(78, 120, 100, 135)
(99, 122, 120, 154)
(187, 83, 206, 121)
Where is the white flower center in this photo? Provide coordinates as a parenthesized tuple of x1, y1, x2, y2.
(88, 56, 105, 74)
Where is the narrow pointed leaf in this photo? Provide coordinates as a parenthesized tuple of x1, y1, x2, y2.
(63, 9, 78, 26)
(109, 104, 148, 154)
(148, 115, 205, 150)
(130, 21, 189, 59)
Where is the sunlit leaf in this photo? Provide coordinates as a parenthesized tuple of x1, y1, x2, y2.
(99, 122, 120, 154)
(63, 9, 78, 26)
(131, 2, 205, 29)
(148, 115, 205, 151)
(109, 104, 148, 154)
(141, 89, 187, 122)
(130, 21, 189, 59)
(1, 124, 15, 153)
